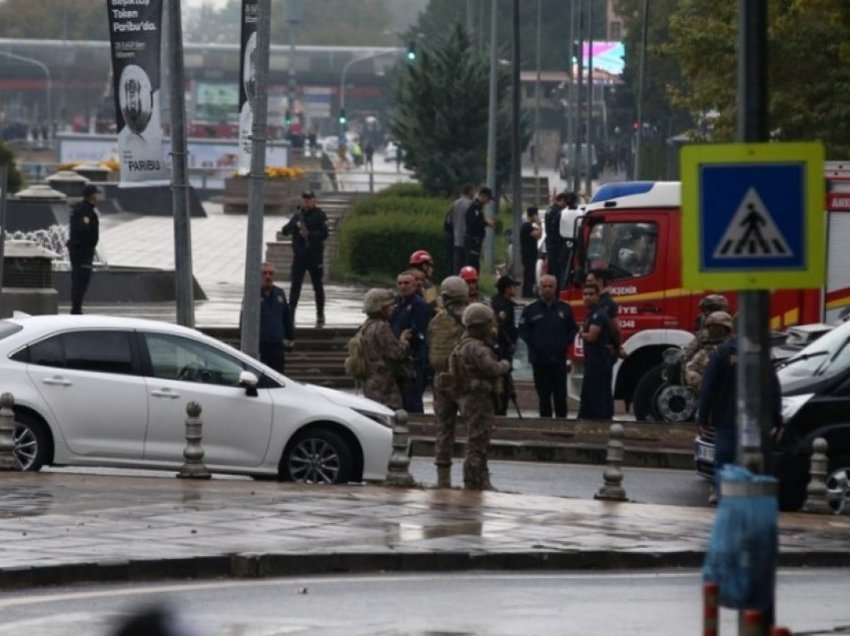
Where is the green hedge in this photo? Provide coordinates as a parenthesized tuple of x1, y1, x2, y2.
(350, 194, 450, 218)
(374, 182, 429, 198)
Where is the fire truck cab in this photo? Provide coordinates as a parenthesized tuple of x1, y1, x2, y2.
(561, 165, 850, 420)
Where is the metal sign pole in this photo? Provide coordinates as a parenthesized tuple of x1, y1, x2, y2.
(0, 166, 7, 318)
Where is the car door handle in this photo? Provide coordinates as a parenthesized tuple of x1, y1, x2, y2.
(150, 389, 180, 399)
(42, 376, 72, 386)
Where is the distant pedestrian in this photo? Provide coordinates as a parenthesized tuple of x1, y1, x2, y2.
(447, 184, 475, 273)
(67, 184, 100, 314)
(490, 275, 520, 416)
(459, 266, 484, 304)
(257, 262, 295, 373)
(519, 274, 578, 418)
(450, 303, 510, 490)
(357, 288, 412, 410)
(428, 276, 469, 488)
(390, 270, 431, 413)
(519, 206, 542, 298)
(464, 186, 494, 272)
(364, 140, 374, 170)
(281, 189, 329, 326)
(578, 283, 614, 420)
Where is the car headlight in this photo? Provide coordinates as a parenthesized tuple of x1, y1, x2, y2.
(354, 409, 395, 429)
(781, 393, 814, 424)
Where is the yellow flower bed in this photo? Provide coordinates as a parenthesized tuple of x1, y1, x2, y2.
(55, 160, 118, 172)
(264, 166, 305, 179)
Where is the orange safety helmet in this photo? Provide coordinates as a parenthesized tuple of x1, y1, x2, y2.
(459, 266, 479, 282)
(409, 249, 433, 266)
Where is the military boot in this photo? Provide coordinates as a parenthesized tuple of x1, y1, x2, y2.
(436, 465, 452, 489)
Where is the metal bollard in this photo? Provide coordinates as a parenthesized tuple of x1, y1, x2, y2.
(803, 437, 832, 514)
(0, 393, 17, 470)
(594, 422, 628, 501)
(702, 582, 719, 636)
(385, 409, 414, 486)
(743, 609, 763, 636)
(770, 628, 791, 636)
(178, 402, 211, 479)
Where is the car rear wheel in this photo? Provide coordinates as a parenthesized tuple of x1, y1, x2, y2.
(281, 428, 354, 484)
(825, 456, 850, 514)
(13, 413, 50, 471)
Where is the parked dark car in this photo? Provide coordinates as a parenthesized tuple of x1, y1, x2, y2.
(694, 319, 850, 512)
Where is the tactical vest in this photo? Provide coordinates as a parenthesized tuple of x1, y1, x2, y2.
(429, 307, 464, 371)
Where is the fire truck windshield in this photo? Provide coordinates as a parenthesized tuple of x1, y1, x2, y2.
(586, 221, 658, 280)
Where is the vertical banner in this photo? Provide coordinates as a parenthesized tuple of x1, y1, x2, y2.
(106, 0, 169, 185)
(238, 0, 259, 174)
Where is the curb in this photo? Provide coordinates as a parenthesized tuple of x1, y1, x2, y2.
(3, 550, 849, 590)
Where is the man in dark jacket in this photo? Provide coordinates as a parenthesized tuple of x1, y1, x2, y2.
(67, 184, 100, 314)
(519, 206, 542, 298)
(281, 189, 330, 326)
(258, 262, 295, 373)
(464, 186, 494, 273)
(390, 270, 431, 413)
(544, 191, 575, 291)
(519, 274, 578, 418)
(490, 275, 520, 415)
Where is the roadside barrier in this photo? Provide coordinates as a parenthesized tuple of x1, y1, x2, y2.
(702, 582, 718, 636)
(593, 422, 628, 501)
(178, 402, 211, 480)
(0, 393, 16, 470)
(803, 437, 832, 514)
(385, 409, 414, 486)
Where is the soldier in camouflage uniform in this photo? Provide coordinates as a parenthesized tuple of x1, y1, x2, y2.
(359, 288, 412, 409)
(450, 303, 511, 490)
(427, 276, 470, 488)
(685, 311, 733, 391)
(684, 294, 730, 360)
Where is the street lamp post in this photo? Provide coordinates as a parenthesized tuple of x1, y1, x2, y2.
(0, 50, 52, 133)
(339, 48, 401, 113)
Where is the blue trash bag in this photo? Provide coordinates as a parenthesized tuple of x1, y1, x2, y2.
(702, 464, 779, 610)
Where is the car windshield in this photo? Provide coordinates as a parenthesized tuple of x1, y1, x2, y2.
(585, 221, 658, 279)
(778, 320, 850, 388)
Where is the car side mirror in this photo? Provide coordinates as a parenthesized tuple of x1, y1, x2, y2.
(238, 370, 259, 397)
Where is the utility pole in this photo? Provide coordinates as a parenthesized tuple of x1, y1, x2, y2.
(285, 0, 302, 137)
(573, 2, 584, 194)
(484, 0, 498, 271)
(510, 0, 522, 276)
(568, 0, 577, 173)
(167, 0, 194, 327)
(240, 0, 272, 358)
(585, 0, 594, 198)
(533, 0, 542, 207)
(634, 0, 649, 180)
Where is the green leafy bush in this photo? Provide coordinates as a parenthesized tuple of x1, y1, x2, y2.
(374, 182, 428, 199)
(351, 195, 449, 218)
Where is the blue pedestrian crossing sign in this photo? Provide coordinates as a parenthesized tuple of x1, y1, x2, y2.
(681, 142, 825, 290)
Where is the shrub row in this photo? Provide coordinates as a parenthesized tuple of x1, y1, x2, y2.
(350, 194, 449, 218)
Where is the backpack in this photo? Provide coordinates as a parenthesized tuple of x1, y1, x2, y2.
(344, 324, 373, 380)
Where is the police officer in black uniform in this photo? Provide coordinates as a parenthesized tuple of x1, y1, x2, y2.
(490, 275, 520, 415)
(281, 189, 330, 326)
(464, 186, 494, 272)
(578, 283, 614, 420)
(519, 274, 578, 418)
(67, 184, 100, 314)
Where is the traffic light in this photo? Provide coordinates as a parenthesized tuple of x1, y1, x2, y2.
(284, 109, 292, 127)
(406, 41, 416, 61)
(338, 108, 347, 125)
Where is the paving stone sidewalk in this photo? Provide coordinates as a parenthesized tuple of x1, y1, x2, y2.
(1, 472, 848, 589)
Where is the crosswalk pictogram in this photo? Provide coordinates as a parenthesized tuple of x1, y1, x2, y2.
(713, 187, 792, 259)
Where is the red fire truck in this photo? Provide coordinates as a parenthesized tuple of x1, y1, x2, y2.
(560, 162, 850, 420)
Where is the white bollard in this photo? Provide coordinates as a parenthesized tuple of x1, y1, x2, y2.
(0, 393, 17, 470)
(594, 423, 628, 501)
(178, 402, 211, 479)
(385, 409, 415, 486)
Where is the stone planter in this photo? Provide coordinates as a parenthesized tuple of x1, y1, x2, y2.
(223, 177, 307, 215)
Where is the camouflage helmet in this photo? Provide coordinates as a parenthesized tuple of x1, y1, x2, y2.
(699, 294, 730, 312)
(705, 311, 733, 330)
(462, 302, 495, 327)
(439, 276, 469, 303)
(362, 288, 396, 315)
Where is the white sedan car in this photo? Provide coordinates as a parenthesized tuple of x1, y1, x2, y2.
(1, 315, 394, 483)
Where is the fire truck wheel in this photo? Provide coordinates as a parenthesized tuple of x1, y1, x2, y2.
(633, 364, 665, 422)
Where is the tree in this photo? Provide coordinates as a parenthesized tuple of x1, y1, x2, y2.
(389, 23, 530, 197)
(0, 141, 25, 194)
(0, 0, 108, 40)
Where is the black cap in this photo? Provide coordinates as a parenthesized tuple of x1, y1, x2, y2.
(301, 189, 316, 199)
(496, 274, 520, 292)
(526, 206, 538, 217)
(81, 184, 100, 197)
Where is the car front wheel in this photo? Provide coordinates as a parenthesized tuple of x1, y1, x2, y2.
(281, 429, 354, 484)
(13, 413, 50, 471)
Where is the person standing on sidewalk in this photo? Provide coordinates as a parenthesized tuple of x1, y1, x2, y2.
(428, 276, 469, 488)
(464, 186, 494, 273)
(257, 262, 295, 373)
(578, 283, 614, 420)
(390, 270, 431, 413)
(408, 249, 439, 310)
(519, 206, 542, 298)
(490, 275, 520, 416)
(451, 303, 510, 490)
(519, 274, 578, 418)
(281, 189, 329, 326)
(358, 288, 412, 410)
(448, 183, 475, 272)
(67, 184, 100, 314)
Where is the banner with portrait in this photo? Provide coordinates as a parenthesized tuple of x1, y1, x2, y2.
(106, 0, 169, 185)
(238, 0, 259, 175)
